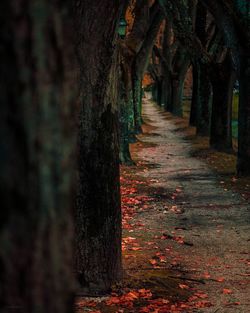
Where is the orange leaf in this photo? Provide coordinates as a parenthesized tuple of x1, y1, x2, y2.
(149, 259, 157, 265)
(223, 288, 233, 294)
(216, 277, 225, 282)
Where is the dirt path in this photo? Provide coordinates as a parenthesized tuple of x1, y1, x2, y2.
(125, 98, 250, 312)
(76, 98, 250, 313)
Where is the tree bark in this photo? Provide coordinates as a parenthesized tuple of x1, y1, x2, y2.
(189, 63, 199, 126)
(191, 2, 212, 135)
(119, 57, 134, 164)
(132, 9, 164, 133)
(0, 1, 76, 312)
(75, 0, 126, 294)
(210, 54, 235, 151)
(196, 63, 212, 135)
(237, 52, 250, 175)
(171, 56, 190, 117)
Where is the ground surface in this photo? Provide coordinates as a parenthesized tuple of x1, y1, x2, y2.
(75, 98, 250, 313)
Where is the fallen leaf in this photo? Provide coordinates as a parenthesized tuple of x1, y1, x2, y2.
(216, 277, 225, 282)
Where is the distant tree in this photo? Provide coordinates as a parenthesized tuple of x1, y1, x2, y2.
(118, 0, 164, 163)
(200, 0, 250, 173)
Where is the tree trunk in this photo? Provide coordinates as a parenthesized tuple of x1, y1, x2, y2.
(0, 1, 76, 312)
(171, 48, 190, 117)
(171, 61, 189, 117)
(237, 53, 250, 175)
(119, 63, 134, 164)
(75, 0, 126, 294)
(132, 10, 164, 132)
(153, 79, 163, 106)
(189, 63, 199, 126)
(196, 63, 212, 136)
(210, 55, 235, 151)
(132, 77, 143, 133)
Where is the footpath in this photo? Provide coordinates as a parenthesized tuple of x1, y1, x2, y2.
(76, 98, 250, 313)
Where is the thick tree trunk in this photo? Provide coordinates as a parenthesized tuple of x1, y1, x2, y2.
(190, 2, 211, 134)
(153, 79, 163, 106)
(75, 0, 125, 294)
(237, 53, 250, 175)
(189, 63, 199, 126)
(210, 55, 235, 151)
(132, 77, 143, 133)
(171, 47, 190, 117)
(171, 61, 189, 117)
(157, 80, 164, 106)
(196, 63, 212, 136)
(162, 72, 173, 111)
(0, 1, 76, 312)
(119, 70, 134, 164)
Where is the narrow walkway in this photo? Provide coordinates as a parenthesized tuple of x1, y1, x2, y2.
(125, 98, 250, 312)
(76, 98, 250, 313)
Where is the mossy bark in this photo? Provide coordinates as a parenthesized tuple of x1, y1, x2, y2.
(75, 0, 126, 294)
(0, 1, 77, 312)
(132, 10, 164, 132)
(132, 77, 143, 133)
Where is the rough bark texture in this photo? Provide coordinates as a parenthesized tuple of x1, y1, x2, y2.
(0, 1, 77, 312)
(119, 55, 134, 165)
(75, 0, 126, 294)
(192, 2, 211, 135)
(210, 54, 235, 151)
(171, 49, 190, 117)
(189, 63, 198, 126)
(195, 63, 212, 135)
(237, 52, 250, 175)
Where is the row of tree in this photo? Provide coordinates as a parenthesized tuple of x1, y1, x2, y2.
(0, 1, 249, 313)
(119, 0, 250, 177)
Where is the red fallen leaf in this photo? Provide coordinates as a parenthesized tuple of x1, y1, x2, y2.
(194, 300, 213, 308)
(149, 259, 157, 265)
(179, 284, 189, 289)
(130, 247, 142, 251)
(106, 297, 121, 305)
(159, 255, 167, 262)
(174, 236, 184, 244)
(194, 292, 208, 299)
(223, 288, 233, 294)
(216, 277, 225, 282)
(138, 289, 152, 299)
(170, 206, 183, 214)
(123, 291, 139, 301)
(203, 272, 211, 279)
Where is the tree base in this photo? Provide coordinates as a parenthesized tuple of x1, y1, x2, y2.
(75, 287, 112, 297)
